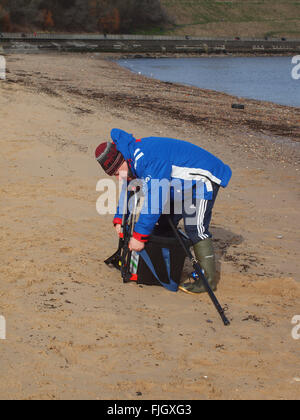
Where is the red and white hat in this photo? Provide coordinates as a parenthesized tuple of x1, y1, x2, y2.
(95, 142, 125, 176)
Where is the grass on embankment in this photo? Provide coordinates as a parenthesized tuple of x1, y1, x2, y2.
(135, 0, 300, 39)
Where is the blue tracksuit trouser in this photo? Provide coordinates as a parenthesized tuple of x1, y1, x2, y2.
(157, 182, 220, 245)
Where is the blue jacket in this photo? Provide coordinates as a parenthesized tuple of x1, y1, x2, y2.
(111, 129, 232, 241)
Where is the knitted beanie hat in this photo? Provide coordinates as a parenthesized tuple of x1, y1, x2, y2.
(95, 142, 125, 176)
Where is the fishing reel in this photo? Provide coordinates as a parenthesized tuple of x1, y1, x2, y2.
(188, 269, 205, 282)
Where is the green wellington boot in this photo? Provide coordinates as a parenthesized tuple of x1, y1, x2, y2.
(179, 238, 218, 295)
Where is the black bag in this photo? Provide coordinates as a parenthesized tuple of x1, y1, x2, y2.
(130, 226, 192, 289)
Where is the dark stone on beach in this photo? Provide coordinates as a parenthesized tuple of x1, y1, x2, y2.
(232, 104, 245, 110)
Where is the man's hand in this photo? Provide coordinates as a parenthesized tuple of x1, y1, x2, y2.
(129, 237, 145, 252)
(115, 224, 122, 236)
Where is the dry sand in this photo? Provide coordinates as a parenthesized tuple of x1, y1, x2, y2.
(0, 53, 300, 400)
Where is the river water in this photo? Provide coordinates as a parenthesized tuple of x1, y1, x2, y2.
(119, 56, 300, 108)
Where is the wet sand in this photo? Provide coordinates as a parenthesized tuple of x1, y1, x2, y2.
(0, 53, 300, 400)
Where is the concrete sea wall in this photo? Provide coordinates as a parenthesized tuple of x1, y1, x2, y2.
(0, 33, 299, 54)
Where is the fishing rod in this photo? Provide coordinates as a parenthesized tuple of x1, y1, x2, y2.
(167, 216, 230, 326)
(121, 188, 141, 283)
(105, 181, 130, 271)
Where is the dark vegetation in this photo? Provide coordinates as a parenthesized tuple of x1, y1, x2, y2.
(1, 1, 299, 38)
(0, 0, 169, 33)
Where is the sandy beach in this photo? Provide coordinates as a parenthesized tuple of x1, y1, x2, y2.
(0, 53, 300, 400)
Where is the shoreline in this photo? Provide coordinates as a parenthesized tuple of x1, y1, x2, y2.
(6, 53, 300, 155)
(116, 55, 300, 111)
(114, 57, 300, 153)
(0, 53, 300, 400)
(110, 51, 299, 59)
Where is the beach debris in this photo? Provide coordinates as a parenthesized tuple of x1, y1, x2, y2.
(232, 104, 245, 110)
(277, 235, 283, 239)
(242, 314, 261, 322)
